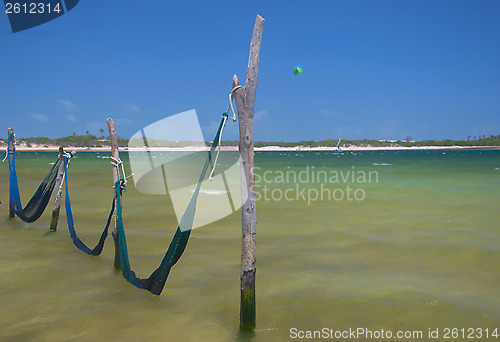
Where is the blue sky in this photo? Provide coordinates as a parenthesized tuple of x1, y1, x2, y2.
(0, 0, 499, 142)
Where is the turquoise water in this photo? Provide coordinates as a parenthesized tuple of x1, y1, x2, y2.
(0, 150, 499, 341)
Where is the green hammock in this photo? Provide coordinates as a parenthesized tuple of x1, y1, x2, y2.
(116, 112, 228, 295)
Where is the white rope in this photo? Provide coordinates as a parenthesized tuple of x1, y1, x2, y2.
(2, 133, 14, 162)
(56, 152, 72, 200)
(59, 151, 76, 197)
(111, 156, 125, 182)
(207, 86, 242, 180)
(209, 114, 228, 181)
(111, 156, 134, 186)
(227, 85, 242, 122)
(63, 151, 74, 171)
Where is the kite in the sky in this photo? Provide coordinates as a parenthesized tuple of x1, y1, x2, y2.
(294, 65, 303, 75)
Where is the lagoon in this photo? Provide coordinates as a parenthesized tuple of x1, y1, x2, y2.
(0, 150, 499, 341)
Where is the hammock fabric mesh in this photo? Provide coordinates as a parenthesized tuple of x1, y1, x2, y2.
(8, 137, 60, 223)
(63, 157, 115, 255)
(115, 113, 228, 295)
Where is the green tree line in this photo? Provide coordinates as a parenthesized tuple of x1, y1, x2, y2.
(1, 134, 499, 148)
(0, 133, 128, 147)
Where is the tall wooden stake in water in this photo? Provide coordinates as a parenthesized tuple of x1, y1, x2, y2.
(50, 147, 67, 231)
(7, 128, 15, 218)
(233, 14, 265, 331)
(107, 118, 121, 268)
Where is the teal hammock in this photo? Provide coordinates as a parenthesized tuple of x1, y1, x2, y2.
(7, 131, 60, 223)
(3, 111, 229, 295)
(115, 112, 228, 295)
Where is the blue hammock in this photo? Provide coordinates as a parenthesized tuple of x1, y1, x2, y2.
(63, 157, 115, 255)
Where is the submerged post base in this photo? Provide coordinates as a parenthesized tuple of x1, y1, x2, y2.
(240, 269, 256, 331)
(49, 206, 60, 232)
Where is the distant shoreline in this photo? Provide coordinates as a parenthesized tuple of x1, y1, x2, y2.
(9, 144, 500, 152)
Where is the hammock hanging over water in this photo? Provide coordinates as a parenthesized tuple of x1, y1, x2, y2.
(63, 157, 115, 255)
(7, 131, 60, 223)
(115, 112, 228, 295)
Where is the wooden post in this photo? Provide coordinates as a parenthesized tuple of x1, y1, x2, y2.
(50, 147, 67, 231)
(107, 118, 121, 269)
(7, 128, 15, 218)
(233, 14, 264, 331)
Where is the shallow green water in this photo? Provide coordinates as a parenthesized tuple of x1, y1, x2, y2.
(0, 150, 499, 341)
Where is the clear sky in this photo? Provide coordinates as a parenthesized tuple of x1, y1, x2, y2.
(1, 0, 499, 142)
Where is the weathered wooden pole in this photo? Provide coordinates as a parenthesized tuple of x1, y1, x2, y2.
(233, 14, 264, 331)
(50, 147, 67, 231)
(107, 118, 121, 268)
(7, 128, 15, 218)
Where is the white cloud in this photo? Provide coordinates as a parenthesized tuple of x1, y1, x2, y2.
(254, 110, 268, 120)
(66, 114, 77, 122)
(59, 99, 77, 110)
(124, 103, 141, 113)
(29, 113, 48, 122)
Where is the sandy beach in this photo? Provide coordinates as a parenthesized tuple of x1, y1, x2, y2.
(3, 142, 499, 152)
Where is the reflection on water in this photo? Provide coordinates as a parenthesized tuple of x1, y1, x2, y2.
(0, 151, 499, 341)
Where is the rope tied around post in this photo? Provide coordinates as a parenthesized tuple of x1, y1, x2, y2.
(62, 151, 75, 167)
(1, 130, 15, 162)
(58, 150, 76, 193)
(208, 85, 242, 180)
(111, 156, 134, 187)
(227, 85, 242, 122)
(50, 148, 76, 232)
